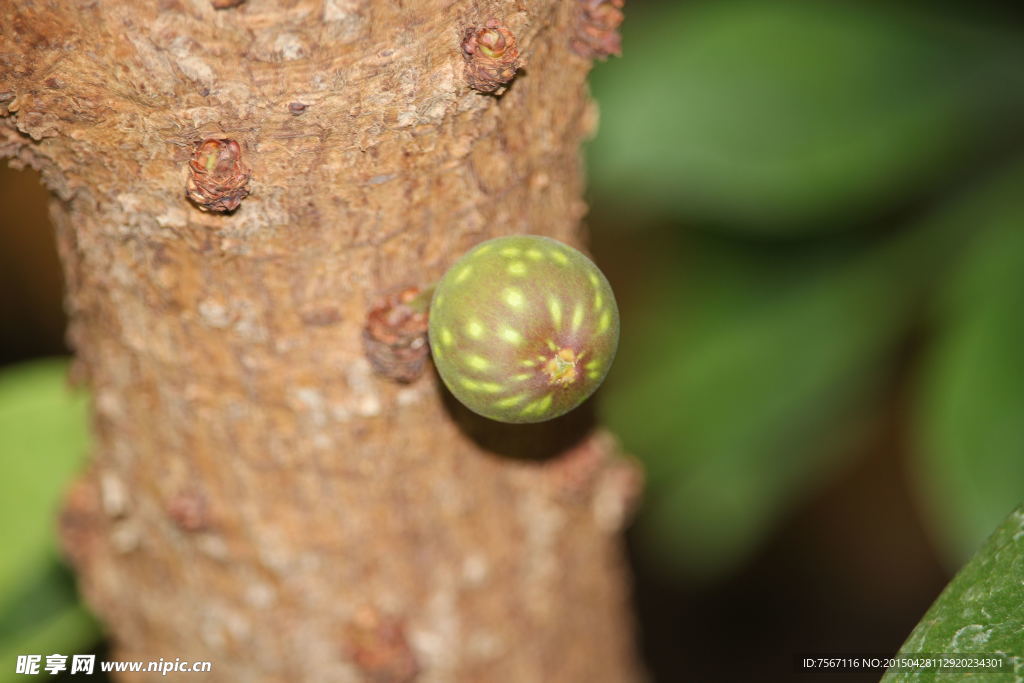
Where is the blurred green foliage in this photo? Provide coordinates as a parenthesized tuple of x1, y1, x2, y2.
(588, 0, 1024, 234)
(601, 176, 985, 575)
(589, 0, 1024, 577)
(0, 359, 98, 680)
(882, 505, 1024, 680)
(915, 187, 1024, 562)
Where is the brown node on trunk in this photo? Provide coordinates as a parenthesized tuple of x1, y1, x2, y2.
(363, 286, 431, 384)
(166, 490, 210, 532)
(185, 137, 251, 213)
(461, 19, 521, 93)
(571, 0, 625, 60)
(343, 606, 419, 683)
(210, 0, 246, 9)
(545, 429, 642, 507)
(58, 475, 103, 572)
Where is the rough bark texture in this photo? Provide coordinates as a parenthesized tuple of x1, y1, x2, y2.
(1, 1, 641, 681)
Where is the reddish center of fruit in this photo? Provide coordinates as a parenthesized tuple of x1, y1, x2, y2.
(544, 347, 581, 386)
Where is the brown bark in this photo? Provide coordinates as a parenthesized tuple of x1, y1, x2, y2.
(1, 1, 641, 681)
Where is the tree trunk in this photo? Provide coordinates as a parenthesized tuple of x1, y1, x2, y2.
(1, 1, 641, 681)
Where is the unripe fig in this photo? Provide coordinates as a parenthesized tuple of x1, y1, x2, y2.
(429, 235, 619, 423)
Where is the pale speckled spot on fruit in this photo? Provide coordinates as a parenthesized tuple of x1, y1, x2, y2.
(521, 359, 538, 367)
(594, 292, 603, 310)
(597, 310, 612, 334)
(434, 294, 445, 308)
(475, 244, 494, 255)
(521, 394, 553, 416)
(504, 288, 525, 309)
(547, 297, 562, 327)
(461, 378, 503, 393)
(587, 370, 601, 379)
(466, 320, 484, 339)
(571, 303, 584, 333)
(499, 246, 521, 257)
(585, 359, 602, 370)
(588, 272, 600, 288)
(507, 261, 527, 275)
(549, 250, 569, 265)
(494, 394, 527, 408)
(511, 372, 532, 381)
(500, 327, 522, 344)
(526, 248, 544, 261)
(440, 328, 454, 346)
(465, 354, 490, 371)
(454, 265, 473, 284)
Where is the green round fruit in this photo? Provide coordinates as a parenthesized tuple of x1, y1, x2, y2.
(428, 235, 619, 424)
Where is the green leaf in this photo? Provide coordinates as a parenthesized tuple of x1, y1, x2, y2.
(599, 161, 1024, 577)
(881, 505, 1024, 681)
(587, 0, 1024, 234)
(0, 358, 97, 672)
(602, 228, 952, 576)
(0, 559, 100, 683)
(0, 358, 89, 597)
(913, 171, 1024, 565)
